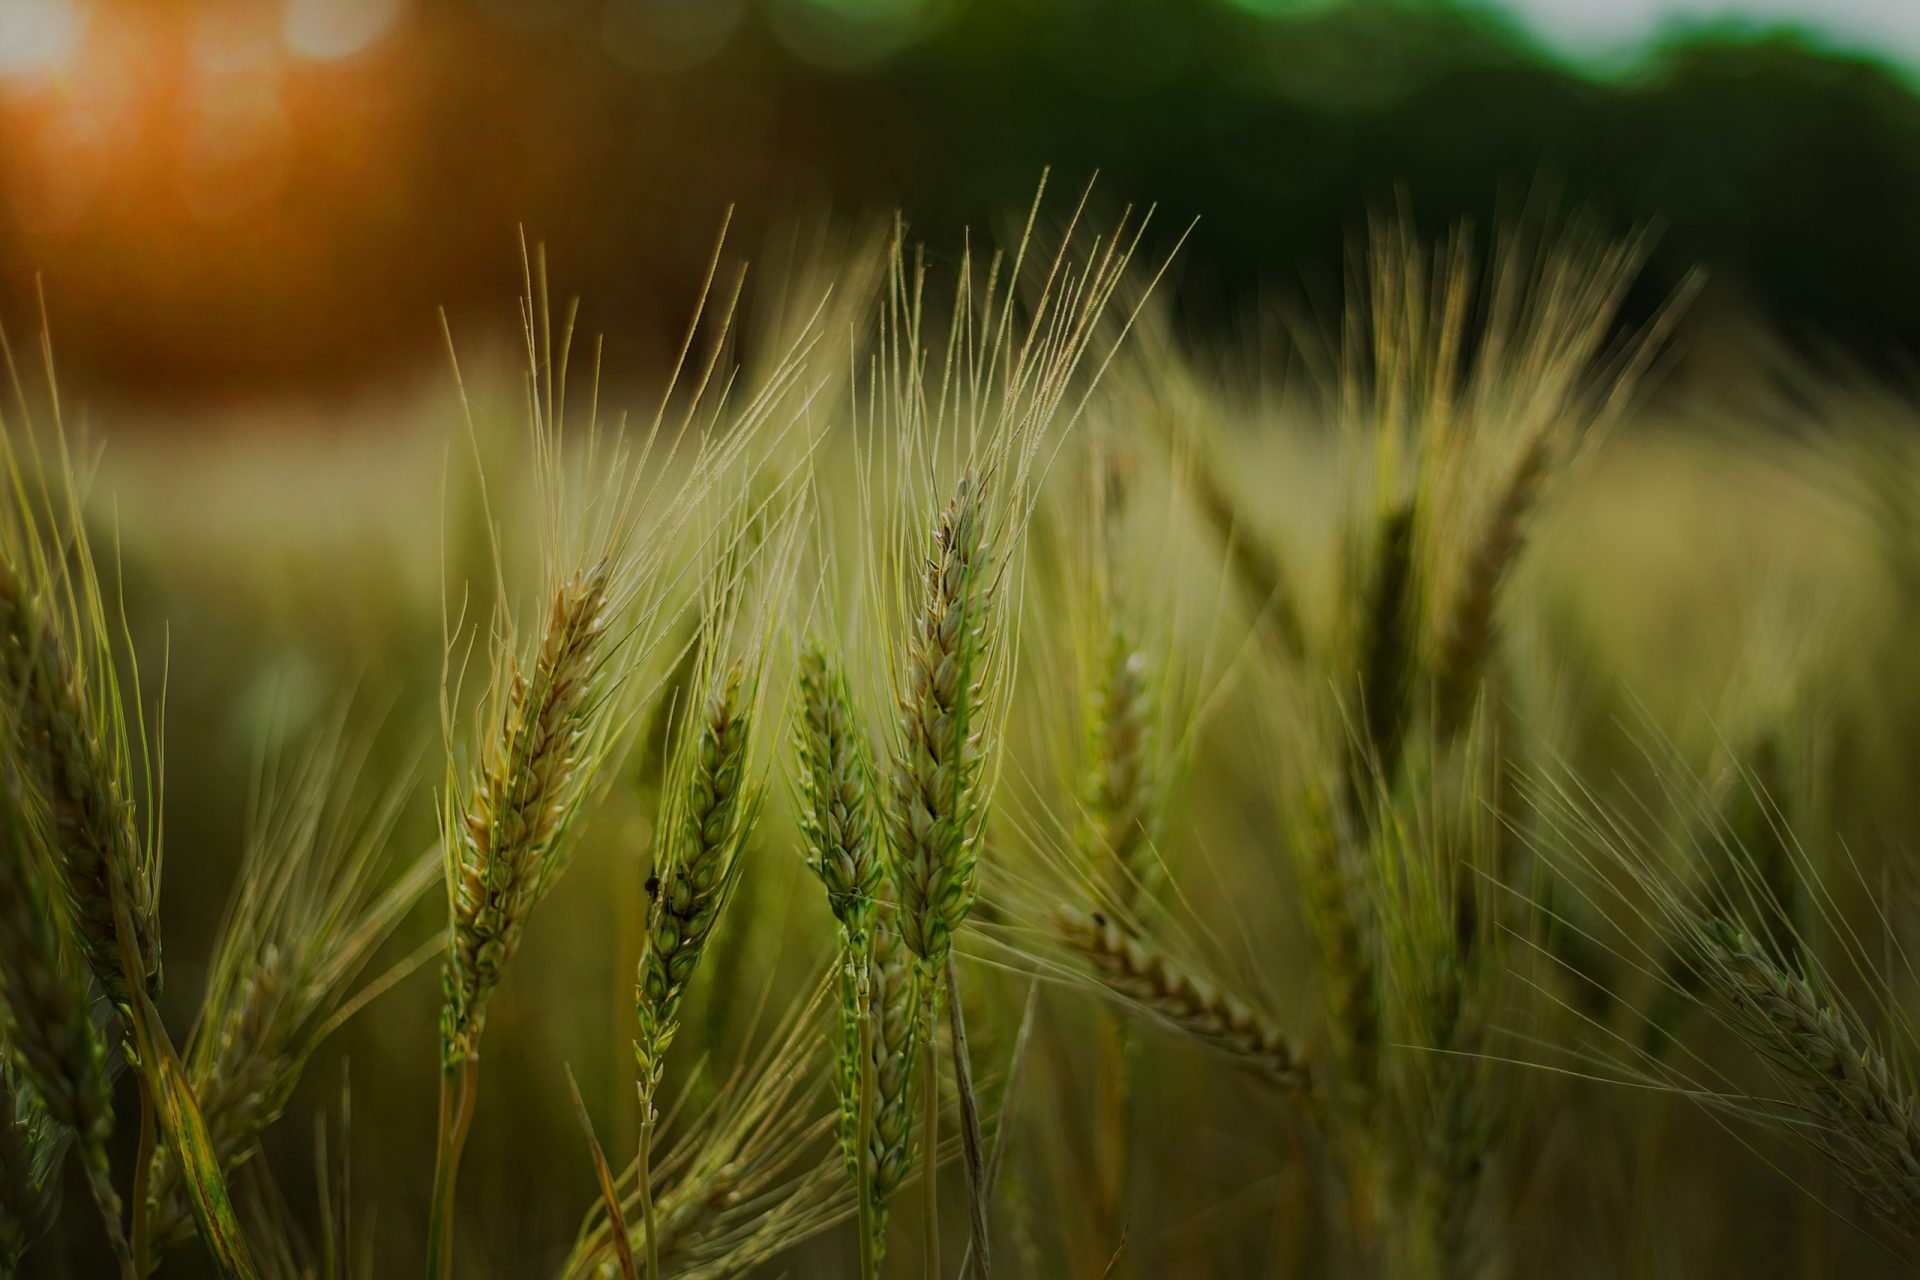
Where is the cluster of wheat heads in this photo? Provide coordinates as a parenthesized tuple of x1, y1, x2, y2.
(0, 309, 451, 1279)
(20, 191, 1920, 1279)
(944, 205, 1716, 1277)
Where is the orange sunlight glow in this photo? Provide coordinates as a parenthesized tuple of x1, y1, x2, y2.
(283, 0, 408, 61)
(0, 0, 86, 76)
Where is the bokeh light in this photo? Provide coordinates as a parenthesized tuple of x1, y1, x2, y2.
(0, 0, 86, 76)
(283, 0, 407, 61)
(1488, 0, 1920, 71)
(770, 0, 947, 71)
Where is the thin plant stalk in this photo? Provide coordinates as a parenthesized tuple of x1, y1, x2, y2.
(426, 1056, 478, 1280)
(857, 972, 879, 1280)
(945, 957, 991, 1278)
(921, 1012, 940, 1280)
(638, 1107, 660, 1280)
(131, 1084, 154, 1271)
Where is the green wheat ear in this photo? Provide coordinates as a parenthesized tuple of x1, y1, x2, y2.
(886, 473, 994, 970)
(795, 641, 885, 948)
(0, 770, 131, 1273)
(635, 657, 757, 1105)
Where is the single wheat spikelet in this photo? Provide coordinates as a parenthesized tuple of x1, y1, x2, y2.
(442, 560, 612, 1066)
(1712, 924, 1920, 1233)
(887, 474, 994, 967)
(1053, 906, 1310, 1095)
(0, 559, 159, 1003)
(795, 642, 884, 946)
(1082, 628, 1159, 909)
(635, 659, 755, 1109)
(1432, 430, 1550, 739)
(0, 770, 129, 1267)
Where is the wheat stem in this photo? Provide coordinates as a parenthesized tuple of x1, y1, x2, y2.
(921, 1002, 941, 1280)
(131, 1078, 154, 1273)
(426, 1054, 478, 1280)
(638, 1109, 660, 1280)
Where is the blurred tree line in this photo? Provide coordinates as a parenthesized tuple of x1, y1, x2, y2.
(0, 0, 1915, 403)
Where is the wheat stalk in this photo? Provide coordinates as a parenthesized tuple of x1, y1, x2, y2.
(561, 980, 852, 1280)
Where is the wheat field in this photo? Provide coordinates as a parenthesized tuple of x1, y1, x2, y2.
(4, 192, 1920, 1280)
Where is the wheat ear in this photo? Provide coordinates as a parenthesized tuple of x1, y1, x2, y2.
(635, 658, 758, 1280)
(0, 560, 159, 1004)
(885, 473, 1000, 1277)
(1053, 907, 1311, 1095)
(794, 641, 897, 1277)
(1431, 428, 1550, 741)
(796, 643, 886, 947)
(1082, 628, 1160, 910)
(1711, 924, 1920, 1234)
(887, 473, 994, 969)
(0, 771, 133, 1277)
(430, 560, 611, 1280)
(1295, 809, 1380, 1121)
(1347, 497, 1419, 823)
(442, 560, 611, 1062)
(0, 1056, 61, 1271)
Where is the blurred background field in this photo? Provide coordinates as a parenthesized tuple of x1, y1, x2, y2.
(10, 1, 1920, 1278)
